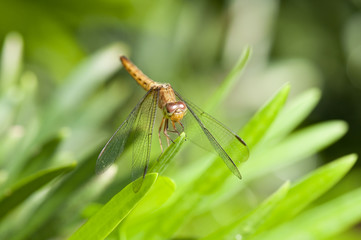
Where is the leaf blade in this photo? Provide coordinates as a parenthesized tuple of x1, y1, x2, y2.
(246, 120, 348, 179)
(0, 163, 76, 221)
(254, 154, 357, 235)
(206, 46, 252, 111)
(251, 164, 361, 240)
(150, 132, 186, 174)
(201, 182, 290, 240)
(69, 173, 158, 240)
(241, 83, 290, 149)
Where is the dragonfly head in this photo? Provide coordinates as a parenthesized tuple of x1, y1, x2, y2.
(164, 101, 187, 122)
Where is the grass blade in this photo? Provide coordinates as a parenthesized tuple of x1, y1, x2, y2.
(13, 153, 103, 239)
(69, 173, 158, 240)
(262, 88, 321, 143)
(0, 163, 76, 221)
(49, 44, 125, 117)
(247, 120, 348, 179)
(206, 47, 251, 111)
(201, 182, 290, 240)
(241, 83, 290, 149)
(150, 132, 186, 174)
(251, 174, 361, 240)
(3, 44, 127, 191)
(0, 32, 23, 91)
(253, 154, 357, 235)
(123, 176, 176, 239)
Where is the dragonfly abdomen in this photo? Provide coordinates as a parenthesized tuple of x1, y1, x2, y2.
(120, 56, 156, 91)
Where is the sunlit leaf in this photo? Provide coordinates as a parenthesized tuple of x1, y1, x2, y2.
(262, 88, 321, 143)
(241, 83, 290, 149)
(247, 121, 348, 179)
(69, 173, 158, 240)
(206, 46, 251, 111)
(251, 178, 361, 240)
(253, 154, 357, 235)
(151, 132, 186, 174)
(201, 182, 290, 240)
(123, 176, 176, 239)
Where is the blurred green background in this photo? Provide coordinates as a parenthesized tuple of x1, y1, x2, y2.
(0, 0, 361, 239)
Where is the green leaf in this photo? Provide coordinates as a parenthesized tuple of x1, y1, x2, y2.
(241, 83, 290, 149)
(123, 176, 176, 239)
(38, 44, 126, 143)
(128, 176, 175, 219)
(69, 173, 158, 240)
(250, 164, 361, 240)
(22, 44, 122, 146)
(253, 154, 357, 235)
(247, 120, 348, 179)
(13, 153, 103, 239)
(201, 182, 290, 240)
(0, 163, 76, 221)
(48, 43, 126, 118)
(262, 88, 321, 143)
(150, 132, 186, 174)
(0, 32, 23, 90)
(206, 46, 251, 111)
(3, 44, 127, 191)
(81, 203, 104, 219)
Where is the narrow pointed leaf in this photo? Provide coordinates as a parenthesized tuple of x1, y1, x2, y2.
(247, 121, 348, 178)
(151, 132, 186, 174)
(251, 179, 361, 240)
(202, 182, 290, 240)
(0, 163, 76, 221)
(69, 173, 158, 240)
(241, 83, 290, 149)
(206, 47, 251, 111)
(254, 154, 357, 234)
(123, 176, 176, 239)
(262, 88, 321, 143)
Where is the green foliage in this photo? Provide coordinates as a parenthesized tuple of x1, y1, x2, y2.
(69, 173, 158, 240)
(0, 32, 359, 240)
(251, 160, 361, 240)
(201, 181, 291, 240)
(206, 46, 251, 111)
(0, 163, 76, 221)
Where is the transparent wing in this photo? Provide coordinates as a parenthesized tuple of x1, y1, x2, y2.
(174, 90, 249, 179)
(95, 90, 157, 177)
(130, 89, 159, 192)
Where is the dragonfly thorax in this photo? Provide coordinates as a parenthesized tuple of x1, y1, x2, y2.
(164, 101, 187, 122)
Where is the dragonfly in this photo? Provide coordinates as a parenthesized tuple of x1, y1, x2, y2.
(96, 56, 249, 191)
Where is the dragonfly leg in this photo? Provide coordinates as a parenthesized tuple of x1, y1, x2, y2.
(178, 121, 185, 132)
(171, 121, 180, 135)
(158, 117, 165, 153)
(166, 120, 183, 136)
(163, 119, 174, 146)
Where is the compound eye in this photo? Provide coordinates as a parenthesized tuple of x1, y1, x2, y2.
(177, 101, 187, 110)
(166, 103, 178, 114)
